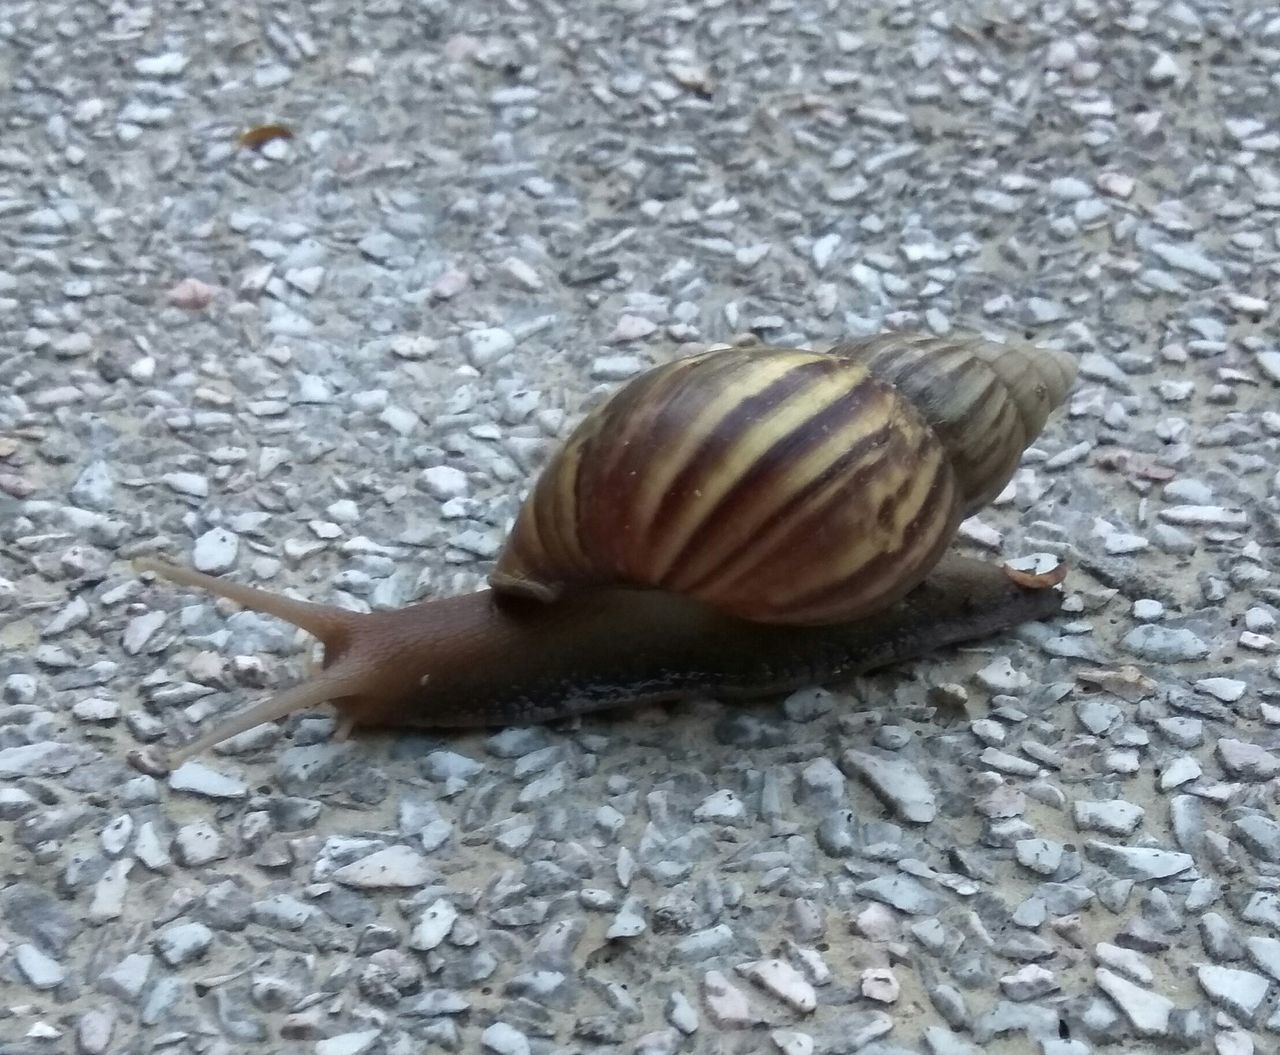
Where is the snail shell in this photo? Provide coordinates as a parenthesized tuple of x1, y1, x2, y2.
(490, 332, 1077, 626)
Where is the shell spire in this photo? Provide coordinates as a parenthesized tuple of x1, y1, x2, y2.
(843, 332, 1078, 512)
(489, 332, 1076, 626)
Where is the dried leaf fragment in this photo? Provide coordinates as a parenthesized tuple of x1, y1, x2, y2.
(167, 277, 217, 310)
(238, 123, 294, 150)
(1003, 562, 1069, 589)
(1093, 449, 1176, 482)
(668, 62, 715, 96)
(0, 472, 34, 498)
(1076, 665, 1157, 702)
(127, 747, 171, 777)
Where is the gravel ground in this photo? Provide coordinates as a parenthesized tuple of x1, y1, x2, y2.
(3, 1, 1280, 1053)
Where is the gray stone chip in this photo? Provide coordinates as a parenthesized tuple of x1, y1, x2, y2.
(841, 750, 938, 823)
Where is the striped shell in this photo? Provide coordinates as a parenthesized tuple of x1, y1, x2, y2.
(489, 332, 1077, 625)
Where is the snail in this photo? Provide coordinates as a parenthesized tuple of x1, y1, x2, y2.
(133, 331, 1077, 770)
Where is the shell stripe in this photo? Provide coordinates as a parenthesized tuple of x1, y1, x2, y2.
(571, 357, 699, 579)
(956, 362, 1037, 494)
(663, 375, 895, 596)
(958, 395, 1025, 507)
(782, 450, 959, 622)
(607, 352, 800, 536)
(642, 356, 876, 582)
(543, 435, 591, 577)
(873, 344, 1027, 511)
(781, 427, 949, 608)
(687, 400, 957, 623)
(567, 352, 783, 584)
(691, 418, 906, 606)
(586, 353, 808, 576)
(497, 456, 569, 598)
(512, 355, 710, 590)
(916, 354, 992, 417)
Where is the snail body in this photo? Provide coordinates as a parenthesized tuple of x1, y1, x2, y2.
(135, 332, 1077, 767)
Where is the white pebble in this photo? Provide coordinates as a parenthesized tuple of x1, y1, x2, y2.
(1159, 756, 1201, 790)
(408, 898, 458, 950)
(1197, 964, 1271, 1020)
(168, 760, 248, 799)
(958, 517, 1004, 550)
(1246, 607, 1277, 632)
(1073, 799, 1144, 836)
(976, 656, 1031, 694)
(162, 471, 209, 497)
(44, 595, 90, 635)
(89, 859, 132, 923)
(667, 991, 698, 1034)
(174, 821, 225, 866)
(1050, 176, 1092, 200)
(285, 266, 325, 295)
(77, 1008, 115, 1054)
(122, 611, 167, 654)
(770, 1030, 815, 1055)
(1150, 241, 1222, 281)
(193, 528, 238, 573)
(15, 945, 65, 989)
(135, 52, 188, 76)
(465, 327, 516, 366)
(326, 499, 359, 523)
(134, 820, 172, 871)
(693, 789, 745, 823)
(970, 718, 1005, 746)
(1044, 440, 1091, 469)
(736, 959, 816, 1012)
(481, 1022, 531, 1055)
(1097, 171, 1135, 198)
(1015, 839, 1063, 876)
(421, 465, 469, 500)
(1096, 943, 1153, 984)
(610, 314, 658, 342)
(1195, 677, 1246, 703)
(332, 846, 433, 888)
(154, 921, 213, 966)
(379, 405, 419, 435)
(855, 902, 900, 940)
(498, 257, 543, 291)
(1131, 599, 1164, 621)
(860, 967, 899, 1003)
(1158, 504, 1246, 528)
(591, 354, 646, 380)
(703, 970, 758, 1027)
(1106, 533, 1149, 555)
(1147, 52, 1181, 84)
(72, 697, 120, 721)
(1214, 1029, 1253, 1055)
(431, 269, 469, 299)
(812, 233, 842, 271)
(1095, 967, 1173, 1035)
(100, 814, 133, 855)
(71, 459, 114, 509)
(607, 896, 647, 939)
(316, 1031, 381, 1055)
